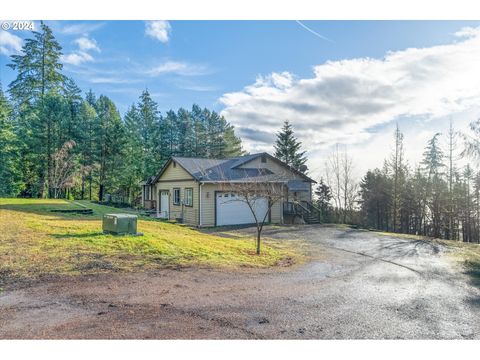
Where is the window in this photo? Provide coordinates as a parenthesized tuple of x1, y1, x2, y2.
(173, 161, 176, 168)
(261, 155, 267, 163)
(173, 188, 181, 205)
(185, 188, 193, 207)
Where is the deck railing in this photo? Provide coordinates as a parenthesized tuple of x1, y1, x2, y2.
(283, 201, 321, 223)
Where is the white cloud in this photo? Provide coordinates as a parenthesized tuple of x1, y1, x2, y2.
(58, 22, 105, 35)
(219, 26, 480, 178)
(145, 21, 171, 43)
(89, 77, 140, 84)
(0, 30, 23, 56)
(147, 60, 209, 76)
(62, 36, 100, 66)
(74, 37, 100, 52)
(61, 52, 93, 66)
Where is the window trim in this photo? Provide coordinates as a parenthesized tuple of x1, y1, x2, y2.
(173, 188, 181, 205)
(184, 187, 193, 207)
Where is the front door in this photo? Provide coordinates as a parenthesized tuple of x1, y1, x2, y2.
(160, 191, 169, 218)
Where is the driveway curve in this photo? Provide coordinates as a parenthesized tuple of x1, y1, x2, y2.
(1, 225, 479, 339)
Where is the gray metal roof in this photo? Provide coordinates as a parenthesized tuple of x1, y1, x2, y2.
(153, 152, 316, 184)
(173, 155, 277, 182)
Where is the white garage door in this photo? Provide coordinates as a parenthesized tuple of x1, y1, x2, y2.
(216, 192, 269, 226)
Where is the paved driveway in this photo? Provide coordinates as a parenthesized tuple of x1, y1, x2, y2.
(1, 225, 479, 339)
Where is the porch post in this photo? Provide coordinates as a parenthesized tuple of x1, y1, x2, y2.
(156, 186, 160, 217)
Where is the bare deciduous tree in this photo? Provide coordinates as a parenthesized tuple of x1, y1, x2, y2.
(325, 144, 358, 224)
(49, 140, 79, 199)
(219, 177, 286, 255)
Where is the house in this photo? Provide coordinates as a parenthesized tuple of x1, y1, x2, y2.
(141, 152, 319, 227)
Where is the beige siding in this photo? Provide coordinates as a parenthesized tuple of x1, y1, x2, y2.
(160, 160, 194, 181)
(199, 183, 217, 227)
(238, 157, 304, 180)
(154, 181, 199, 225)
(270, 199, 282, 223)
(153, 161, 199, 226)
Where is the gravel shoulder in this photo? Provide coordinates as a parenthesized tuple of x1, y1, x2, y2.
(1, 225, 479, 339)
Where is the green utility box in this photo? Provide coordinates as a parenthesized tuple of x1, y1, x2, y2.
(102, 213, 139, 235)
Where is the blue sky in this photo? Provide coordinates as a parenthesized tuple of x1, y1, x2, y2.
(1, 20, 480, 177)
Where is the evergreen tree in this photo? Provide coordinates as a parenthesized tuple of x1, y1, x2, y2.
(0, 87, 22, 196)
(77, 100, 98, 200)
(159, 110, 179, 159)
(387, 124, 406, 232)
(8, 21, 65, 105)
(314, 178, 333, 222)
(94, 95, 124, 201)
(206, 110, 225, 158)
(274, 120, 307, 172)
(61, 77, 83, 145)
(7, 21, 66, 197)
(223, 123, 244, 157)
(359, 168, 392, 230)
(122, 104, 145, 202)
(190, 104, 207, 157)
(417, 133, 447, 237)
(1, 24, 246, 203)
(177, 107, 195, 157)
(137, 90, 161, 177)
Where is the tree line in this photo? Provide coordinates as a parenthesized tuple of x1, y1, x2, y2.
(316, 121, 480, 243)
(0, 22, 243, 203)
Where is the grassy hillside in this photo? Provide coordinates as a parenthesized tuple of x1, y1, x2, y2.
(0, 199, 297, 284)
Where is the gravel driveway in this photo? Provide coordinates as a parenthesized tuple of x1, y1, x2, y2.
(1, 225, 479, 339)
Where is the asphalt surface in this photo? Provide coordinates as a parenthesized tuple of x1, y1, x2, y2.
(1, 225, 479, 339)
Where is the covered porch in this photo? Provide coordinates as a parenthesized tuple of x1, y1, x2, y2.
(282, 180, 320, 224)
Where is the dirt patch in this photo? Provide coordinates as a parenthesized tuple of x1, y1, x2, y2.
(74, 260, 117, 272)
(275, 256, 295, 267)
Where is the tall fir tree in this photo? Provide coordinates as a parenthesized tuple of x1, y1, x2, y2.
(0, 86, 23, 196)
(122, 104, 145, 201)
(274, 120, 307, 172)
(7, 21, 66, 197)
(223, 123, 244, 157)
(94, 95, 125, 201)
(387, 124, 406, 232)
(314, 178, 333, 222)
(77, 100, 98, 200)
(137, 90, 161, 177)
(61, 77, 83, 145)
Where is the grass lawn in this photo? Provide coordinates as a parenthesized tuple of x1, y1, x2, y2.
(436, 239, 480, 287)
(374, 229, 480, 287)
(0, 198, 297, 285)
